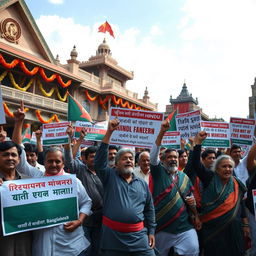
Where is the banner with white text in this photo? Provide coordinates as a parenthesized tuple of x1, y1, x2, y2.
(42, 122, 70, 146)
(162, 131, 181, 149)
(230, 117, 255, 147)
(109, 108, 164, 148)
(1, 175, 78, 236)
(201, 121, 230, 148)
(175, 110, 201, 140)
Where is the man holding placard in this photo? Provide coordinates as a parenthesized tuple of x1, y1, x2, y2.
(0, 141, 32, 256)
(12, 102, 92, 256)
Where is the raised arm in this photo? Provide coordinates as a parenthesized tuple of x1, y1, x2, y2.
(192, 131, 213, 187)
(94, 118, 119, 183)
(0, 126, 7, 142)
(150, 119, 170, 166)
(35, 129, 44, 165)
(64, 125, 85, 174)
(155, 119, 170, 147)
(72, 127, 86, 159)
(183, 137, 195, 178)
(12, 101, 25, 145)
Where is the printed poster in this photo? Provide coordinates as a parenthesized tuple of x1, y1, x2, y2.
(109, 107, 164, 148)
(1, 175, 78, 236)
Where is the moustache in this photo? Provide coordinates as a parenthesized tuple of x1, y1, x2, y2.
(169, 160, 177, 165)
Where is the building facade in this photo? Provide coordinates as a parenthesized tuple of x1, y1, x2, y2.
(165, 82, 209, 120)
(0, 0, 157, 135)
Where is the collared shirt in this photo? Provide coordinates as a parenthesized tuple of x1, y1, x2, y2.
(133, 167, 150, 184)
(16, 149, 92, 256)
(234, 155, 249, 186)
(0, 171, 32, 256)
(94, 142, 156, 252)
(35, 162, 45, 172)
(64, 147, 103, 227)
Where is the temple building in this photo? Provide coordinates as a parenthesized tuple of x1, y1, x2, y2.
(165, 82, 209, 120)
(249, 77, 256, 119)
(0, 0, 157, 134)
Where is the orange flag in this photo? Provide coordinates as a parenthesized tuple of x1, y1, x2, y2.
(98, 21, 115, 38)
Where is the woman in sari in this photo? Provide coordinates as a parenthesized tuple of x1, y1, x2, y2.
(192, 131, 249, 256)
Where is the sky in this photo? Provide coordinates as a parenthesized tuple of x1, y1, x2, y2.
(24, 0, 256, 121)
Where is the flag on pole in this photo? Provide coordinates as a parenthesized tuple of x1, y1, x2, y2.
(67, 93, 93, 122)
(22, 124, 31, 144)
(98, 21, 115, 38)
(167, 110, 177, 131)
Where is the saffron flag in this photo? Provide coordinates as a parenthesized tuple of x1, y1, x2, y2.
(98, 21, 115, 38)
(22, 124, 31, 144)
(167, 110, 177, 131)
(67, 94, 93, 123)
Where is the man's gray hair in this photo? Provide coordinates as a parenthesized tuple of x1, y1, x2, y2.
(44, 147, 64, 162)
(161, 148, 177, 160)
(115, 148, 135, 164)
(212, 154, 235, 172)
(138, 151, 150, 161)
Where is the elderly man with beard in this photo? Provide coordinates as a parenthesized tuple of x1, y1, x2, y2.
(94, 118, 156, 256)
(150, 119, 200, 256)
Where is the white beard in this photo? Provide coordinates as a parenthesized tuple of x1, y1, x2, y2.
(108, 160, 115, 167)
(165, 165, 177, 174)
(119, 167, 133, 175)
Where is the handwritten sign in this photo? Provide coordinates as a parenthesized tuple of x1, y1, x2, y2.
(42, 122, 70, 146)
(201, 121, 230, 148)
(1, 175, 78, 236)
(175, 110, 201, 140)
(109, 107, 164, 148)
(230, 117, 255, 146)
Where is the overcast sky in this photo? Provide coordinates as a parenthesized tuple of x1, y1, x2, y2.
(25, 0, 256, 121)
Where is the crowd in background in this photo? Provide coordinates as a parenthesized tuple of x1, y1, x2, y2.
(0, 103, 255, 256)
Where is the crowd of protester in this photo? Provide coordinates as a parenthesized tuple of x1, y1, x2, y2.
(0, 103, 256, 256)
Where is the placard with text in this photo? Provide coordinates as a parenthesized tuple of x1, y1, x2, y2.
(109, 108, 164, 148)
(1, 175, 78, 236)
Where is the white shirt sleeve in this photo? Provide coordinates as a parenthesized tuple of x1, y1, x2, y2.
(17, 148, 44, 178)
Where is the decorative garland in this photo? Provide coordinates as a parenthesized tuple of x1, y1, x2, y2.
(3, 102, 29, 118)
(56, 74, 71, 88)
(85, 90, 98, 101)
(3, 102, 14, 117)
(3, 102, 59, 123)
(0, 70, 68, 102)
(0, 54, 19, 69)
(38, 79, 55, 97)
(19, 61, 39, 76)
(85, 89, 144, 110)
(0, 53, 72, 88)
(56, 89, 68, 102)
(37, 79, 68, 101)
(112, 95, 122, 105)
(39, 67, 56, 82)
(35, 110, 60, 123)
(8, 72, 34, 92)
(0, 70, 7, 82)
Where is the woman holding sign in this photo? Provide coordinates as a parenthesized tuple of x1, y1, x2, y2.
(192, 131, 249, 256)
